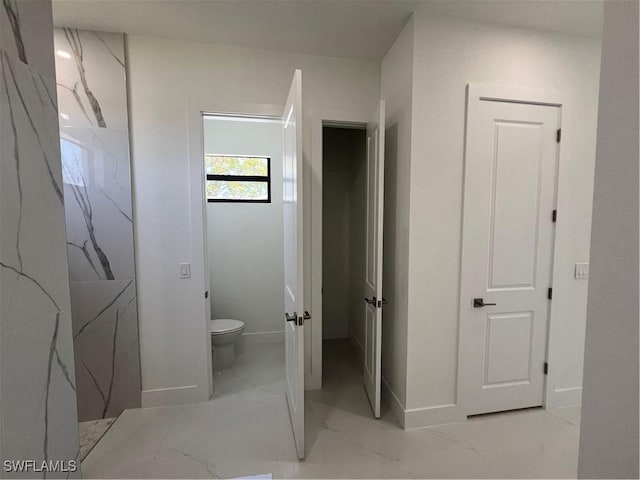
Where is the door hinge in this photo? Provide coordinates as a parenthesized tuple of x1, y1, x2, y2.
(205, 291, 209, 299)
(544, 362, 549, 375)
(552, 209, 557, 223)
(547, 288, 553, 300)
(556, 129, 561, 143)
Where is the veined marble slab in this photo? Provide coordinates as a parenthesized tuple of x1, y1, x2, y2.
(0, 0, 56, 81)
(54, 27, 141, 423)
(61, 127, 134, 281)
(54, 28, 127, 129)
(1, 38, 80, 477)
(71, 279, 140, 422)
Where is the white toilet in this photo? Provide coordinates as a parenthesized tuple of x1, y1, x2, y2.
(210, 319, 245, 370)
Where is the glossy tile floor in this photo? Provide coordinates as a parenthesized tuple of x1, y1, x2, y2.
(82, 339, 581, 478)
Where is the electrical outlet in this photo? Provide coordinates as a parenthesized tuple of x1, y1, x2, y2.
(574, 263, 589, 279)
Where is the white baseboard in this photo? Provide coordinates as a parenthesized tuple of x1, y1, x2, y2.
(381, 376, 406, 428)
(404, 403, 466, 429)
(548, 387, 582, 409)
(380, 378, 465, 429)
(241, 331, 284, 344)
(141, 384, 204, 407)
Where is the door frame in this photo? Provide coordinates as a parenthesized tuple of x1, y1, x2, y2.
(187, 99, 283, 400)
(456, 83, 571, 416)
(310, 108, 376, 390)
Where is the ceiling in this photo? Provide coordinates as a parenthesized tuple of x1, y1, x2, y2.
(52, 0, 604, 61)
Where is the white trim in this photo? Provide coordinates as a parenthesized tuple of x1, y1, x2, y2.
(457, 83, 569, 418)
(310, 107, 376, 392)
(142, 385, 201, 407)
(188, 99, 284, 405)
(241, 331, 284, 344)
(470, 84, 563, 107)
(381, 376, 406, 428)
(548, 387, 583, 409)
(203, 114, 281, 124)
(380, 379, 465, 429)
(404, 404, 466, 430)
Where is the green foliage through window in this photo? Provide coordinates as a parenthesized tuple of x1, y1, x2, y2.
(205, 155, 270, 202)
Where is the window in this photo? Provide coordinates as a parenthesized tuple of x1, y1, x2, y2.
(205, 155, 271, 203)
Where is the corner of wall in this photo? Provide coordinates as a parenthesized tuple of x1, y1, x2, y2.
(379, 3, 416, 414)
(381, 376, 406, 428)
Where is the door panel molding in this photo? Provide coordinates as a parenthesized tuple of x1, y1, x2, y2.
(458, 84, 562, 416)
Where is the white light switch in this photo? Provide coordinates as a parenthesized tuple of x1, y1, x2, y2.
(574, 263, 589, 279)
(179, 263, 191, 279)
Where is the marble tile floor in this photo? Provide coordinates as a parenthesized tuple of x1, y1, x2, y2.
(78, 417, 117, 460)
(82, 340, 581, 479)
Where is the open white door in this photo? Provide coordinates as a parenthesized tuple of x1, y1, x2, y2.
(283, 69, 305, 459)
(363, 101, 385, 418)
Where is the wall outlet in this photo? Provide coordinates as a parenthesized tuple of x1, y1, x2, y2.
(575, 263, 589, 279)
(179, 262, 191, 279)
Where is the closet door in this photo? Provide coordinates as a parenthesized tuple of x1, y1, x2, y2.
(282, 69, 306, 459)
(363, 101, 385, 419)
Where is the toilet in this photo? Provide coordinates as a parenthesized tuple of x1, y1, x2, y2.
(210, 319, 245, 370)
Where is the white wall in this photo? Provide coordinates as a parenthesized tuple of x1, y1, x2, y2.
(380, 16, 414, 418)
(127, 34, 380, 404)
(578, 1, 639, 477)
(204, 118, 284, 340)
(404, 13, 602, 422)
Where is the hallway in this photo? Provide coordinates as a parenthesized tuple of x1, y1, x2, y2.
(81, 340, 580, 478)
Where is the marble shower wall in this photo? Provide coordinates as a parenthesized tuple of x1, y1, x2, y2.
(54, 28, 141, 422)
(0, 0, 81, 476)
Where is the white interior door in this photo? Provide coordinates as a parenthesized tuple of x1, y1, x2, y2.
(460, 91, 559, 416)
(363, 101, 385, 419)
(283, 69, 305, 459)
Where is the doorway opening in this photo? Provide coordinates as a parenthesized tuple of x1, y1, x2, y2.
(318, 124, 373, 416)
(201, 114, 285, 397)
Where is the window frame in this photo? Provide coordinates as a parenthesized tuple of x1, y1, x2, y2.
(205, 155, 272, 204)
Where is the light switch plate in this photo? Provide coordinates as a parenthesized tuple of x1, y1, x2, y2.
(179, 262, 191, 279)
(574, 263, 589, 279)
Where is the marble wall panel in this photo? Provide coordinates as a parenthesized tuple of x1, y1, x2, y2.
(0, 0, 56, 80)
(70, 280, 140, 422)
(54, 28, 127, 129)
(55, 28, 140, 422)
(61, 127, 134, 281)
(0, 3, 81, 475)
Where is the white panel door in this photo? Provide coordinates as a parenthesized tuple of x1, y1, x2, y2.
(282, 69, 305, 459)
(363, 101, 385, 419)
(460, 94, 559, 416)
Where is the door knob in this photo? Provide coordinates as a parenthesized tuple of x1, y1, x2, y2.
(473, 298, 496, 308)
(285, 312, 297, 322)
(364, 297, 377, 305)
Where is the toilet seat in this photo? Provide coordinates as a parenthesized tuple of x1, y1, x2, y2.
(210, 318, 245, 335)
